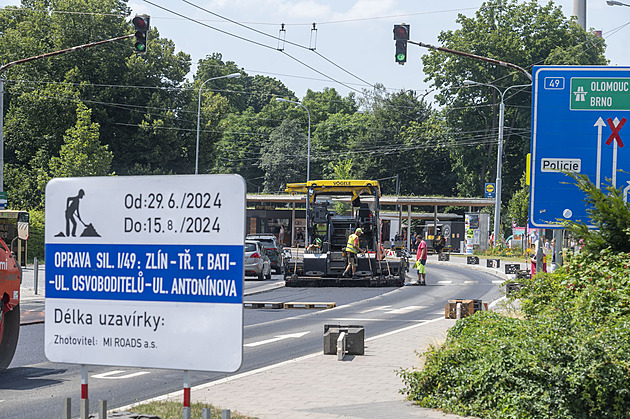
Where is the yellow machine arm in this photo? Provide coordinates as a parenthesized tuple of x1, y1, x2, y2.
(285, 180, 381, 202)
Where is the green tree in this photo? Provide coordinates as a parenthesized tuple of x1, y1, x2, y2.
(507, 172, 529, 227)
(0, 0, 192, 183)
(4, 78, 82, 209)
(352, 88, 432, 195)
(302, 88, 357, 125)
(327, 158, 354, 180)
(4, 77, 81, 167)
(114, 29, 191, 174)
(311, 112, 370, 179)
(213, 108, 276, 192)
(195, 53, 294, 113)
(48, 102, 113, 178)
(422, 0, 607, 200)
(562, 173, 630, 254)
(399, 113, 458, 196)
(260, 119, 306, 193)
(244, 75, 294, 113)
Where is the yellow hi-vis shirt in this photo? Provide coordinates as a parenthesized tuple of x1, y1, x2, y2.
(345, 233, 360, 254)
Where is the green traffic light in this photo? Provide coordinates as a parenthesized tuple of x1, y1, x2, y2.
(135, 42, 146, 52)
(396, 53, 406, 61)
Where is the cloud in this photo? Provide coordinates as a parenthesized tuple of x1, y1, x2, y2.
(331, 0, 399, 22)
(196, 0, 401, 23)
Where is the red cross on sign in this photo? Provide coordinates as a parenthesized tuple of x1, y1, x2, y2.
(606, 117, 627, 147)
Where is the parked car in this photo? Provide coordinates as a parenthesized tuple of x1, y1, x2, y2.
(246, 234, 286, 274)
(244, 240, 272, 280)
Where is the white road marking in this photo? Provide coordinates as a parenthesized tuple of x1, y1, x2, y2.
(360, 305, 424, 314)
(386, 305, 426, 314)
(244, 331, 310, 347)
(92, 370, 150, 379)
(493, 280, 504, 284)
(437, 280, 452, 284)
(328, 318, 429, 322)
(360, 305, 391, 313)
(464, 281, 478, 284)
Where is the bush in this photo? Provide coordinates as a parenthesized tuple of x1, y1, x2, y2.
(517, 250, 630, 324)
(400, 167, 630, 417)
(400, 251, 630, 418)
(562, 173, 630, 254)
(28, 209, 45, 262)
(479, 243, 524, 259)
(399, 311, 630, 418)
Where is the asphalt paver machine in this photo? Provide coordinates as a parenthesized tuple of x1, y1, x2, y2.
(284, 180, 407, 287)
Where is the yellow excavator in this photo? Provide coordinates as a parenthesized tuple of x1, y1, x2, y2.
(284, 180, 408, 287)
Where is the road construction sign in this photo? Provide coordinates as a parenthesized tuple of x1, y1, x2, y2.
(44, 175, 246, 372)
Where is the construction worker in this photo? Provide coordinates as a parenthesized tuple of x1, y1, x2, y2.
(342, 228, 364, 278)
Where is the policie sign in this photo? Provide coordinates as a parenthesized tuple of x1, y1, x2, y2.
(44, 175, 246, 372)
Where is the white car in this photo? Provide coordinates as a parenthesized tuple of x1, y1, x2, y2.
(244, 240, 272, 280)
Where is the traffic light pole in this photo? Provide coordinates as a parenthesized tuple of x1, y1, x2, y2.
(408, 39, 532, 82)
(0, 33, 134, 192)
(0, 34, 134, 74)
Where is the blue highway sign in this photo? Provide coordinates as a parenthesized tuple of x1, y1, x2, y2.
(530, 66, 630, 229)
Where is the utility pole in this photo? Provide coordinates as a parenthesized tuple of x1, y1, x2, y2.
(573, 0, 587, 29)
(0, 32, 139, 193)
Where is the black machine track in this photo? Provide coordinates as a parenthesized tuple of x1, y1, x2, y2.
(285, 275, 405, 287)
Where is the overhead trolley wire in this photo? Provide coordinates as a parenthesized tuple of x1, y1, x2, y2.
(180, 0, 375, 89)
(142, 0, 364, 94)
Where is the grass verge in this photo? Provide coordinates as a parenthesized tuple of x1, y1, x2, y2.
(128, 401, 258, 419)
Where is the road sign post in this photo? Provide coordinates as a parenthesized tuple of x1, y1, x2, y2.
(530, 66, 630, 228)
(44, 174, 246, 372)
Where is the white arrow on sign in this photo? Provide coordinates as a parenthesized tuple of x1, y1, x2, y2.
(594, 117, 606, 188)
(624, 181, 630, 203)
(244, 331, 310, 347)
(612, 117, 621, 188)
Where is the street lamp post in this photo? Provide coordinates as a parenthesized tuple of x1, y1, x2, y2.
(276, 97, 312, 246)
(607, 1, 630, 7)
(464, 80, 531, 247)
(195, 72, 241, 175)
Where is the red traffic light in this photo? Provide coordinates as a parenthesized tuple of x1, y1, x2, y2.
(393, 24, 409, 41)
(133, 16, 148, 30)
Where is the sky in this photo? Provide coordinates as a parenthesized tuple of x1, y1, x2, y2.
(2, 0, 630, 104)
(121, 0, 630, 103)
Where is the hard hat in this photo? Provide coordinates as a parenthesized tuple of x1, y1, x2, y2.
(315, 238, 322, 245)
(355, 228, 363, 234)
